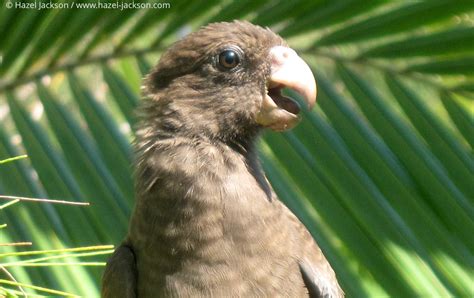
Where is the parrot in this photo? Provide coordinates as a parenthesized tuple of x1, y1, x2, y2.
(102, 20, 343, 298)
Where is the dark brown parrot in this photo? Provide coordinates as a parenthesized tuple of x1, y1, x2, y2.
(102, 21, 343, 297)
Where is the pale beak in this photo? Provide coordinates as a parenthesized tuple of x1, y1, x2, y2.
(256, 46, 317, 131)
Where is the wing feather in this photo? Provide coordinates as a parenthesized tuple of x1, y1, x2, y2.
(101, 244, 137, 298)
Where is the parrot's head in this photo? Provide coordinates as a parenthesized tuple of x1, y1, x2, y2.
(144, 21, 316, 144)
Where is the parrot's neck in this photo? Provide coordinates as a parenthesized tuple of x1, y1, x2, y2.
(135, 94, 263, 150)
(128, 132, 278, 258)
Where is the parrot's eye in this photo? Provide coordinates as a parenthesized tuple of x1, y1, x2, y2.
(218, 49, 241, 70)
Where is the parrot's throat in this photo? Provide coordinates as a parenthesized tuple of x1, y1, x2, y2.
(129, 134, 271, 247)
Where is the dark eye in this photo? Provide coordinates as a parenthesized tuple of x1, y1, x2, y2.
(218, 49, 240, 69)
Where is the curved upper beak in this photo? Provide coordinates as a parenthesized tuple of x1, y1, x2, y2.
(268, 46, 317, 109)
(256, 46, 317, 131)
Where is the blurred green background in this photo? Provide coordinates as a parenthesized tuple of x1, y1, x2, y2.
(0, 0, 473, 296)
